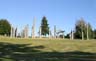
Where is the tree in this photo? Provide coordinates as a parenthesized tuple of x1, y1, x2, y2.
(74, 18, 86, 39)
(93, 29, 96, 39)
(0, 19, 11, 36)
(41, 16, 49, 36)
(87, 23, 93, 39)
(74, 18, 93, 39)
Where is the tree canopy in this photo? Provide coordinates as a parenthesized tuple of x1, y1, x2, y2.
(0, 19, 11, 36)
(41, 16, 49, 36)
(74, 18, 93, 39)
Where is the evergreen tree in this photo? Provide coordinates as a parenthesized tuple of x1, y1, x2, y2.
(41, 16, 49, 36)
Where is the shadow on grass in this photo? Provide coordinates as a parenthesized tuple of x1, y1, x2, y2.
(0, 42, 96, 61)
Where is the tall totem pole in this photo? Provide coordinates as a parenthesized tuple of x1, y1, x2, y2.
(32, 17, 36, 38)
(54, 25, 56, 38)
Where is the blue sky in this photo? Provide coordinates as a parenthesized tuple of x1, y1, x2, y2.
(0, 0, 96, 36)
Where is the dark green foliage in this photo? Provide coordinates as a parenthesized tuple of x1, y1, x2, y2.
(74, 19, 86, 39)
(74, 18, 93, 39)
(93, 29, 96, 39)
(41, 16, 49, 36)
(65, 34, 70, 38)
(87, 23, 93, 39)
(0, 19, 11, 36)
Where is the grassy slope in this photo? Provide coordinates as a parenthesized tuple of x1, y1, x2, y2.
(0, 37, 96, 52)
(0, 37, 96, 61)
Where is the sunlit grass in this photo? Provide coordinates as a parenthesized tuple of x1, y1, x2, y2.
(0, 36, 96, 61)
(0, 36, 96, 53)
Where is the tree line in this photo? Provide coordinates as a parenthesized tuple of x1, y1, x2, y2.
(65, 18, 96, 39)
(0, 16, 96, 39)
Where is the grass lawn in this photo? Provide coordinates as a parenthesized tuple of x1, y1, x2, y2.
(0, 36, 96, 61)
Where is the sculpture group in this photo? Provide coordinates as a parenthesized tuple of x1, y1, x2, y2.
(10, 17, 74, 40)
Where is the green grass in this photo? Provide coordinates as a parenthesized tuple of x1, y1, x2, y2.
(0, 36, 96, 61)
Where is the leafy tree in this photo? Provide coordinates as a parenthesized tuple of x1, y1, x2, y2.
(87, 23, 93, 39)
(41, 16, 49, 36)
(0, 19, 11, 36)
(74, 18, 93, 39)
(74, 18, 86, 39)
(93, 29, 96, 39)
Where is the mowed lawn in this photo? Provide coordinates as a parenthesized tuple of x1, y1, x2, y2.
(0, 37, 96, 61)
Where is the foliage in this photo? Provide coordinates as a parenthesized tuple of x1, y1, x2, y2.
(74, 18, 93, 39)
(87, 23, 93, 39)
(0, 19, 11, 36)
(41, 16, 49, 36)
(93, 29, 96, 39)
(65, 34, 70, 38)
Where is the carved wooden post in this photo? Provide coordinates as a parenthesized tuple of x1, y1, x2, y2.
(32, 17, 36, 38)
(54, 25, 56, 38)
